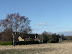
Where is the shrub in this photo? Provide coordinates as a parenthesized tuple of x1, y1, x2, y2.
(48, 34, 60, 43)
(41, 32, 61, 43)
(41, 31, 50, 43)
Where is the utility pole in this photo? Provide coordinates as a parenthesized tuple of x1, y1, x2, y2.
(12, 33, 15, 46)
(42, 35, 43, 43)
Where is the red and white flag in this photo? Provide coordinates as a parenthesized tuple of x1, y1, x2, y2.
(35, 35, 36, 39)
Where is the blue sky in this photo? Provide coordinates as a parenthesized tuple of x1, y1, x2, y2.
(0, 0, 72, 34)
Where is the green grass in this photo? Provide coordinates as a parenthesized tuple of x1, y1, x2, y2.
(0, 41, 12, 45)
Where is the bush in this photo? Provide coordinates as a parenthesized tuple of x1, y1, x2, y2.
(41, 31, 49, 43)
(43, 34, 49, 43)
(48, 34, 60, 43)
(0, 41, 12, 45)
(41, 32, 61, 43)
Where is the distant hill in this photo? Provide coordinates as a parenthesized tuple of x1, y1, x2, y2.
(64, 36, 72, 40)
(56, 31, 72, 36)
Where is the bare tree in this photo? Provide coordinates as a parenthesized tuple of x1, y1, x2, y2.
(0, 13, 32, 34)
(0, 13, 32, 41)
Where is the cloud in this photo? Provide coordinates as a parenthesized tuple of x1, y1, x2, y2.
(35, 23, 58, 27)
(32, 28, 41, 31)
(36, 23, 48, 26)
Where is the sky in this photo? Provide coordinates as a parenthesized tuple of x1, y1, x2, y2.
(0, 0, 72, 34)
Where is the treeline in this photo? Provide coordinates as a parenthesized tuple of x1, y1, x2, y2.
(64, 36, 72, 40)
(40, 31, 65, 43)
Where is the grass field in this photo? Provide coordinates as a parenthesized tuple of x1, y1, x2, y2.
(0, 42, 72, 54)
